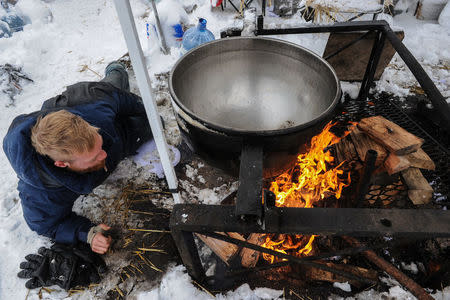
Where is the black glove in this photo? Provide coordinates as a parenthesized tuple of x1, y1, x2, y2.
(18, 243, 107, 290)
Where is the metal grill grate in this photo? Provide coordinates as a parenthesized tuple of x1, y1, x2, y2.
(334, 94, 450, 206)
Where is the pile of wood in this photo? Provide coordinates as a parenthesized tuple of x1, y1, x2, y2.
(334, 115, 435, 205)
(196, 232, 264, 268)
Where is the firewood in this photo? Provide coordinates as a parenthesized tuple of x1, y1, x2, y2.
(334, 136, 359, 165)
(384, 148, 435, 175)
(358, 116, 424, 155)
(301, 261, 378, 288)
(401, 168, 433, 205)
(405, 148, 435, 170)
(195, 232, 241, 265)
(349, 127, 387, 166)
(240, 233, 266, 268)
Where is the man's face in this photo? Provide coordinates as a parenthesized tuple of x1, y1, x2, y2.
(65, 133, 108, 173)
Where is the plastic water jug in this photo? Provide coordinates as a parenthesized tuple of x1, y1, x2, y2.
(181, 18, 215, 55)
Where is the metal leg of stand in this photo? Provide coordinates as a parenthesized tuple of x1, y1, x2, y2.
(171, 229, 205, 281)
(358, 30, 386, 101)
(228, 0, 240, 12)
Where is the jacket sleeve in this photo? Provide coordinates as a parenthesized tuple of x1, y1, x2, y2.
(19, 183, 94, 244)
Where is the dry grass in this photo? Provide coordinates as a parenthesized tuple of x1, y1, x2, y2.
(304, 0, 393, 23)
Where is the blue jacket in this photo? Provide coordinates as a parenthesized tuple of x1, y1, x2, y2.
(3, 82, 150, 244)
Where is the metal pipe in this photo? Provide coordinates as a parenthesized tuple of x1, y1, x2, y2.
(149, 0, 169, 54)
(236, 141, 263, 219)
(358, 30, 386, 101)
(172, 229, 205, 280)
(205, 235, 426, 281)
(227, 0, 240, 13)
(113, 0, 180, 203)
(384, 26, 450, 131)
(347, 12, 366, 22)
(202, 232, 376, 284)
(343, 236, 434, 300)
(171, 204, 450, 237)
(356, 149, 378, 207)
(200, 231, 373, 261)
(256, 19, 387, 35)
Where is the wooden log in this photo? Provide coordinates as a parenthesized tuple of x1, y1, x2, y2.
(401, 168, 433, 205)
(240, 233, 267, 268)
(405, 148, 435, 170)
(195, 232, 240, 265)
(385, 153, 410, 175)
(301, 261, 378, 288)
(334, 136, 359, 164)
(358, 116, 424, 155)
(384, 148, 435, 175)
(349, 127, 387, 167)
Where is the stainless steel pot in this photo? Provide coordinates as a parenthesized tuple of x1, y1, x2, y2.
(170, 37, 341, 178)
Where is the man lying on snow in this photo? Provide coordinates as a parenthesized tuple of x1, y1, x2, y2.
(3, 61, 154, 288)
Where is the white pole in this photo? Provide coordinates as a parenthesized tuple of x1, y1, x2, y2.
(113, 0, 181, 204)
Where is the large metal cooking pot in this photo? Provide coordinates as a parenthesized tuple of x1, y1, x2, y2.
(169, 37, 341, 178)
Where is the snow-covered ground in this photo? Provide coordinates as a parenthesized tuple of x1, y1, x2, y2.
(0, 0, 449, 299)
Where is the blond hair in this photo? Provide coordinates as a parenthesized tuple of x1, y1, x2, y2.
(31, 110, 99, 161)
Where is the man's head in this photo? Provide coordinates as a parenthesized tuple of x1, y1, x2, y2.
(31, 110, 107, 173)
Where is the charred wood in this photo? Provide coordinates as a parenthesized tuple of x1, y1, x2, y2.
(349, 127, 387, 167)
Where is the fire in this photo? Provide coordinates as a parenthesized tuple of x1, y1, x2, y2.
(262, 121, 352, 263)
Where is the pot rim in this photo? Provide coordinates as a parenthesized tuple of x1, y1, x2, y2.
(169, 36, 341, 137)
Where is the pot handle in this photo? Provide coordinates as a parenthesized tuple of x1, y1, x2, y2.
(236, 140, 263, 221)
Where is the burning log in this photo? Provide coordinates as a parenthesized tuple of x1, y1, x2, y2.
(334, 135, 362, 170)
(349, 127, 387, 167)
(401, 167, 433, 205)
(384, 148, 435, 175)
(239, 233, 266, 268)
(300, 261, 378, 288)
(195, 232, 242, 265)
(358, 116, 424, 155)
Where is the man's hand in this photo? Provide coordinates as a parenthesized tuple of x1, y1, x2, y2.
(91, 224, 112, 254)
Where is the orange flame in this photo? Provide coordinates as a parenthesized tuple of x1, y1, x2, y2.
(262, 121, 353, 263)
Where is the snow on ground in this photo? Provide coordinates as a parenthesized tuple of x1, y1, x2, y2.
(376, 12, 450, 97)
(0, 0, 449, 299)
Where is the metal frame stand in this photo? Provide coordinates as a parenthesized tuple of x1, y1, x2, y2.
(171, 20, 450, 282)
(113, 0, 180, 203)
(171, 205, 450, 281)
